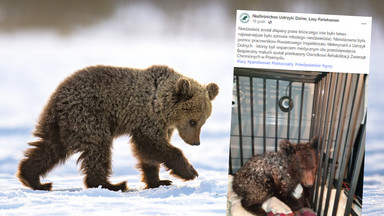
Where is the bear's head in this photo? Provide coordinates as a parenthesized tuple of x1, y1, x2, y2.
(172, 78, 219, 146)
(280, 137, 319, 187)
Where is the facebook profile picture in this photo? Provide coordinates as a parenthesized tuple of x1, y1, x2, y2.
(240, 13, 250, 23)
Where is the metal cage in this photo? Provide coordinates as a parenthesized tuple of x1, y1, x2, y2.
(229, 67, 366, 216)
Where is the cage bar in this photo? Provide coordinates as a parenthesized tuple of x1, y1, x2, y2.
(275, 80, 279, 151)
(323, 73, 348, 214)
(250, 77, 255, 155)
(263, 78, 267, 153)
(331, 75, 361, 216)
(235, 75, 244, 167)
(298, 82, 305, 143)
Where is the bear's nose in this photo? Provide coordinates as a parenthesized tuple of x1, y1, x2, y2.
(192, 142, 200, 146)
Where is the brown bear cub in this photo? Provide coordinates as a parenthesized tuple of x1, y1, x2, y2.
(232, 138, 319, 215)
(17, 65, 219, 191)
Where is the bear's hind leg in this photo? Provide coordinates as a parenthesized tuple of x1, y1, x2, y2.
(78, 142, 127, 191)
(17, 140, 68, 191)
(138, 162, 172, 188)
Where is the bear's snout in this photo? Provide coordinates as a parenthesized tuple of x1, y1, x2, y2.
(181, 136, 200, 146)
(185, 138, 200, 146)
(179, 134, 201, 146)
(178, 125, 202, 146)
(301, 170, 315, 187)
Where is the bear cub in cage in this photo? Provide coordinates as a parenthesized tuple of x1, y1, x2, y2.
(232, 138, 319, 215)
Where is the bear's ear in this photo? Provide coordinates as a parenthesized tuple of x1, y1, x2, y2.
(175, 78, 193, 100)
(310, 137, 319, 150)
(280, 140, 296, 155)
(206, 83, 219, 100)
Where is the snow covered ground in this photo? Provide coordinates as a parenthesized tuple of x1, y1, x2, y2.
(362, 185, 384, 215)
(0, 171, 228, 216)
(0, 134, 230, 216)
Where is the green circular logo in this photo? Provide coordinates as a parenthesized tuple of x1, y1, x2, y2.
(240, 13, 250, 23)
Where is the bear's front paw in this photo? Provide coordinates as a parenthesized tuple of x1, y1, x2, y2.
(35, 182, 53, 191)
(158, 180, 173, 186)
(185, 165, 199, 180)
(146, 180, 173, 189)
(170, 164, 198, 181)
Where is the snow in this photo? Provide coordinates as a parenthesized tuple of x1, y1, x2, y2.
(0, 171, 228, 216)
(0, 133, 230, 215)
(363, 185, 384, 215)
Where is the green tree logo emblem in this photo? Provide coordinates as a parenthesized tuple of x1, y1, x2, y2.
(240, 13, 250, 23)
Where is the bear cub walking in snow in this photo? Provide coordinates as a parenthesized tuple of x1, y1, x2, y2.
(232, 138, 319, 215)
(17, 65, 219, 191)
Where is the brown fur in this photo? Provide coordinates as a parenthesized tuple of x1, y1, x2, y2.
(17, 65, 219, 191)
(232, 138, 319, 215)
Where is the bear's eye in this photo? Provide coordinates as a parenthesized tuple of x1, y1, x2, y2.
(190, 120, 197, 127)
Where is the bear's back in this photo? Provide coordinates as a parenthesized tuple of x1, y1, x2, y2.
(239, 152, 289, 181)
(232, 151, 296, 198)
(35, 65, 184, 141)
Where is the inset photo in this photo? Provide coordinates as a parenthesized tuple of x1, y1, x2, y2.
(227, 68, 366, 215)
(228, 10, 371, 216)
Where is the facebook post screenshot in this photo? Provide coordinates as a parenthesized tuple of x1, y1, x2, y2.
(228, 10, 371, 216)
